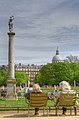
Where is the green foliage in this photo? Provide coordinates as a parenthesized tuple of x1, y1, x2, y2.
(0, 66, 8, 85)
(15, 72, 28, 85)
(0, 66, 28, 86)
(52, 62, 73, 84)
(34, 62, 79, 85)
(68, 63, 79, 85)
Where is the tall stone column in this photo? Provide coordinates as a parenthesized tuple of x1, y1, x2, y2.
(7, 16, 17, 100)
(8, 32, 15, 80)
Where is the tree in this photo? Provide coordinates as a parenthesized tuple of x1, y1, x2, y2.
(0, 65, 8, 85)
(34, 63, 73, 85)
(52, 63, 73, 84)
(68, 63, 79, 85)
(15, 72, 28, 85)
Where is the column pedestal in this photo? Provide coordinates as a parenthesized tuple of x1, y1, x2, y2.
(6, 80, 17, 100)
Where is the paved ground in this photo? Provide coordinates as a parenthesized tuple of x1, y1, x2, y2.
(0, 111, 79, 120)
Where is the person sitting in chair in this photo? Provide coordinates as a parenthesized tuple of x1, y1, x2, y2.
(25, 84, 42, 115)
(55, 81, 76, 115)
(32, 84, 42, 115)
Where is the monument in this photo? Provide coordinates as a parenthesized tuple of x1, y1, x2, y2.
(7, 16, 17, 100)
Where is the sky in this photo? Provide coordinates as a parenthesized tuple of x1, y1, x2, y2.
(0, 0, 79, 65)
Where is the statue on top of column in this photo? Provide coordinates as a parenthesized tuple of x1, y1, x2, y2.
(8, 16, 14, 32)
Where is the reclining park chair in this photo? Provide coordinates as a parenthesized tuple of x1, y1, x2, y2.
(25, 92, 48, 116)
(56, 92, 77, 115)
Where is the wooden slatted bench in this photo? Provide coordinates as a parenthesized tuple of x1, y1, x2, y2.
(0, 106, 27, 113)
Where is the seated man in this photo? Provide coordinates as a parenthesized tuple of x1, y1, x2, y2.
(25, 84, 42, 115)
(32, 84, 42, 115)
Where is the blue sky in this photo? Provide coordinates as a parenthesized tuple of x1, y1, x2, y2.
(0, 0, 79, 65)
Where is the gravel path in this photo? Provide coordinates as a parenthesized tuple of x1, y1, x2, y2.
(0, 111, 79, 120)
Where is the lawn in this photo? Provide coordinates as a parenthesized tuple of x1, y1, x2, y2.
(0, 98, 26, 107)
(0, 97, 55, 107)
(0, 87, 55, 107)
(0, 87, 79, 110)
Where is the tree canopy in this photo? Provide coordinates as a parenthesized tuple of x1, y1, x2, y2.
(15, 72, 28, 85)
(34, 62, 79, 85)
(0, 66, 28, 86)
(0, 66, 8, 85)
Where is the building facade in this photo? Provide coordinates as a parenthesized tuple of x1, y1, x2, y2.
(15, 63, 43, 85)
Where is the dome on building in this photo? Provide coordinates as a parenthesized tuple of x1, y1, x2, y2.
(52, 55, 62, 62)
(52, 47, 63, 63)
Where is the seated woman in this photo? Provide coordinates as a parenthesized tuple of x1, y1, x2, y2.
(55, 81, 76, 115)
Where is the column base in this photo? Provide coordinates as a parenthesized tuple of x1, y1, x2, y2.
(6, 80, 18, 100)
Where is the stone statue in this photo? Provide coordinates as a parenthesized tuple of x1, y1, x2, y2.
(8, 16, 14, 32)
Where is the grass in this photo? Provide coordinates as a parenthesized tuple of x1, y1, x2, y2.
(0, 87, 79, 111)
(0, 98, 55, 107)
(0, 98, 26, 107)
(0, 98, 56, 111)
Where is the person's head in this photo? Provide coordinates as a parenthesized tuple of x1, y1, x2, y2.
(59, 81, 71, 91)
(33, 84, 41, 92)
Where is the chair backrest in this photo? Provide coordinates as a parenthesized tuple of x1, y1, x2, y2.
(59, 92, 76, 107)
(29, 93, 48, 107)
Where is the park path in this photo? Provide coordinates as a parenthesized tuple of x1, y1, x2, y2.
(0, 111, 79, 120)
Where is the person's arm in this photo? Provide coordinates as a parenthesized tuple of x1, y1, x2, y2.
(55, 91, 61, 107)
(56, 97, 60, 107)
